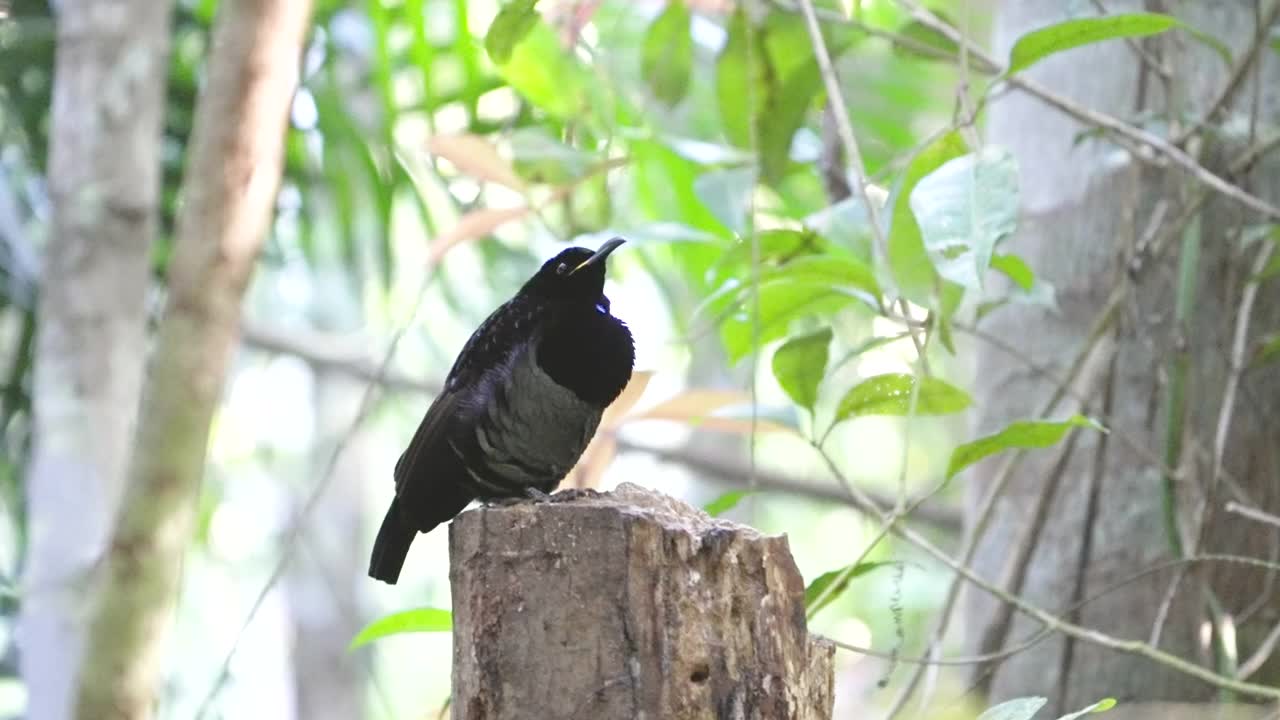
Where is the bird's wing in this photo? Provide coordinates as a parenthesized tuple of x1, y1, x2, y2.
(440, 297, 538, 391)
(391, 387, 480, 532)
(393, 387, 463, 495)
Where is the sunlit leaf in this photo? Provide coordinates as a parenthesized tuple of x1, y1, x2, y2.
(1006, 13, 1177, 75)
(642, 1, 693, 106)
(977, 697, 1047, 720)
(499, 21, 594, 120)
(804, 561, 893, 617)
(427, 206, 530, 264)
(990, 253, 1056, 309)
(350, 607, 452, 649)
(835, 373, 971, 422)
(887, 131, 968, 303)
(772, 328, 831, 411)
(1056, 698, 1117, 719)
(910, 147, 1019, 289)
(991, 253, 1034, 290)
(770, 255, 880, 299)
(704, 490, 753, 517)
(485, 0, 541, 65)
(428, 133, 525, 190)
(946, 415, 1103, 480)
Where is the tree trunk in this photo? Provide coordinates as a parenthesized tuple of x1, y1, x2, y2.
(71, 1, 313, 717)
(969, 0, 1280, 710)
(18, 3, 173, 718)
(449, 484, 835, 720)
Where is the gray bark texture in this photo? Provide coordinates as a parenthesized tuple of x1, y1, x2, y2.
(449, 483, 834, 720)
(71, 1, 312, 717)
(18, 3, 173, 719)
(970, 0, 1280, 709)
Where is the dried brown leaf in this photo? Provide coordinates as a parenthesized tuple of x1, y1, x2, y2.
(427, 206, 530, 265)
(427, 134, 526, 191)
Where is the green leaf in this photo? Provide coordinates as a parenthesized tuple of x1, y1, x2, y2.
(768, 255, 880, 299)
(720, 278, 854, 362)
(835, 373, 971, 422)
(1055, 698, 1117, 719)
(910, 147, 1019, 290)
(772, 328, 832, 411)
(755, 23, 855, 185)
(485, 0, 541, 65)
(991, 253, 1034, 290)
(991, 253, 1057, 309)
(498, 21, 594, 120)
(716, 8, 756, 149)
(978, 697, 1048, 720)
(1007, 13, 1178, 75)
(704, 490, 753, 517)
(804, 561, 893, 617)
(894, 16, 961, 62)
(887, 131, 968, 304)
(946, 415, 1103, 480)
(642, 1, 693, 106)
(1255, 251, 1280, 281)
(1255, 333, 1280, 366)
(349, 607, 452, 649)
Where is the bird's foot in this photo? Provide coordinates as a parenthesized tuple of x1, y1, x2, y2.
(484, 495, 530, 508)
(550, 488, 598, 503)
(524, 487, 554, 503)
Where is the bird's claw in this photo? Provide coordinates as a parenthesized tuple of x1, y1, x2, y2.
(524, 487, 554, 503)
(550, 488, 597, 503)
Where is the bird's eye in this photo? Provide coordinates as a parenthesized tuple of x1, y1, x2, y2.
(555, 262, 568, 275)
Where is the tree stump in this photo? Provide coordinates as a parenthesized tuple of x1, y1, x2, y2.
(449, 483, 835, 720)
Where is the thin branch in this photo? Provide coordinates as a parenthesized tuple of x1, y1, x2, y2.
(1225, 502, 1280, 531)
(890, 0, 1280, 222)
(615, 437, 964, 533)
(194, 275, 433, 718)
(813, 446, 1280, 701)
(1172, 0, 1280, 146)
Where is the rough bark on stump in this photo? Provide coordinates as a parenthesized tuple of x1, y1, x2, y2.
(450, 483, 834, 720)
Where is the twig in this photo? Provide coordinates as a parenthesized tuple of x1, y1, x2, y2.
(972, 428, 1084, 696)
(1238, 616, 1280, 681)
(889, 0, 1280, 222)
(1225, 502, 1280, 531)
(615, 437, 964, 533)
(812, 446, 1280, 700)
(1172, 0, 1280, 146)
(194, 273, 434, 718)
(1056, 347, 1117, 715)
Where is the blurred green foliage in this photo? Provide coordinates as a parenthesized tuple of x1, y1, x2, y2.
(0, 0, 1206, 715)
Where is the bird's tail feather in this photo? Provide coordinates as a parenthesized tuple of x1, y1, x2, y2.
(368, 499, 420, 585)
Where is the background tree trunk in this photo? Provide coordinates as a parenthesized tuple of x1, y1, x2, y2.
(969, 0, 1280, 710)
(17, 3, 173, 718)
(71, 1, 313, 717)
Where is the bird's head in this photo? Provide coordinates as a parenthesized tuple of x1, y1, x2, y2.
(522, 237, 626, 303)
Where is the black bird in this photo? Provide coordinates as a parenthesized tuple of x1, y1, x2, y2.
(368, 237, 634, 584)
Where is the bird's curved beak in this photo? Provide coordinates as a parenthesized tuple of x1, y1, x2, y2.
(569, 237, 626, 275)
